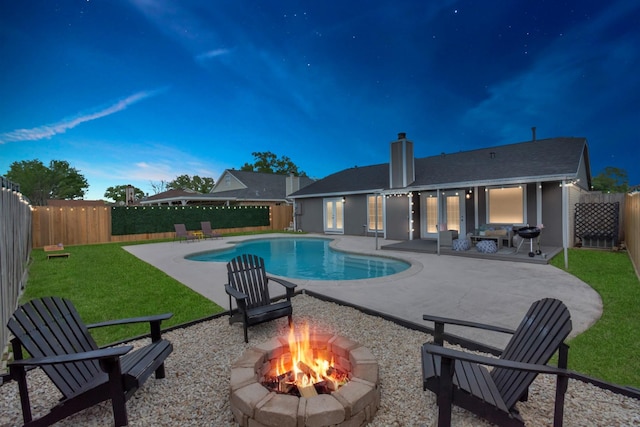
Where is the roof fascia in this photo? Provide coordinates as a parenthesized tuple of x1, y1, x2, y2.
(290, 188, 385, 199)
(400, 174, 581, 192)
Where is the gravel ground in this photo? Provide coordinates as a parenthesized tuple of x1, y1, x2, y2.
(1, 294, 639, 426)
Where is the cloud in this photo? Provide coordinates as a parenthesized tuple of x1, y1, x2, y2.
(0, 88, 165, 144)
(195, 48, 231, 62)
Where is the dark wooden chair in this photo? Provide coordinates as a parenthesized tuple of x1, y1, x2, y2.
(225, 254, 297, 342)
(200, 221, 222, 239)
(421, 298, 572, 427)
(174, 223, 198, 242)
(7, 296, 173, 427)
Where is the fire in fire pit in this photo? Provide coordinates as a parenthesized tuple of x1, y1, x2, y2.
(230, 324, 380, 427)
(263, 324, 349, 397)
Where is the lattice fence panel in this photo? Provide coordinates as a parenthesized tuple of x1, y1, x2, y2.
(574, 202, 619, 248)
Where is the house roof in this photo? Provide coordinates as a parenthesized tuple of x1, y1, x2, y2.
(140, 170, 315, 205)
(287, 163, 390, 197)
(142, 189, 199, 202)
(209, 170, 315, 201)
(290, 137, 590, 198)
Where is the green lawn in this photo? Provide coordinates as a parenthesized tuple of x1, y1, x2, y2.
(19, 241, 640, 387)
(23, 240, 224, 346)
(551, 248, 640, 388)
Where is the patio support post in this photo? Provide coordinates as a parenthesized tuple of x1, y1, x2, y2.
(562, 180, 569, 269)
(537, 182, 543, 226)
(437, 189, 441, 255)
(375, 193, 379, 250)
(474, 186, 479, 230)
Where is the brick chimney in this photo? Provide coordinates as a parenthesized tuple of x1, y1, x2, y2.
(389, 132, 415, 189)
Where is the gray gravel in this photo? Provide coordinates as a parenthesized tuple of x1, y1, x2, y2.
(1, 294, 639, 426)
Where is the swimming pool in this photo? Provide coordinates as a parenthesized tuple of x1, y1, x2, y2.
(186, 237, 410, 280)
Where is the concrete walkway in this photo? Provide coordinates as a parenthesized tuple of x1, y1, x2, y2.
(124, 233, 602, 349)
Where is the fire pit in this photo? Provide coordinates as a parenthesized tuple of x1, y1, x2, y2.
(230, 324, 380, 427)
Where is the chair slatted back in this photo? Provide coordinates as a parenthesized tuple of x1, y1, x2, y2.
(201, 221, 213, 234)
(491, 298, 572, 409)
(227, 254, 271, 309)
(174, 223, 188, 237)
(8, 297, 102, 398)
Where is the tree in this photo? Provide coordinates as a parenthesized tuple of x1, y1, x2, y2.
(104, 185, 145, 203)
(591, 167, 629, 193)
(166, 174, 215, 193)
(241, 151, 306, 176)
(5, 159, 88, 205)
(149, 180, 168, 195)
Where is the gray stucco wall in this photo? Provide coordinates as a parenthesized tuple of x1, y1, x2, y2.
(296, 180, 568, 246)
(294, 198, 324, 233)
(526, 183, 539, 226)
(541, 183, 563, 247)
(343, 194, 368, 236)
(385, 195, 410, 240)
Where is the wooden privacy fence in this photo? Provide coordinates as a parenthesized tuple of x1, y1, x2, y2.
(625, 192, 640, 278)
(31, 204, 294, 247)
(1, 178, 32, 355)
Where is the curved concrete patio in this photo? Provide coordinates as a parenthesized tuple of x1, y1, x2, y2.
(124, 233, 602, 349)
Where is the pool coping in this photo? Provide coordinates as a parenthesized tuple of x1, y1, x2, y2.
(123, 233, 602, 351)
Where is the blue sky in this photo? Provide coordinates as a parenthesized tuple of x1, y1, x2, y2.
(1, 1, 639, 200)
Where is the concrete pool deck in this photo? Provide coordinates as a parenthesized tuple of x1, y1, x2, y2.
(124, 233, 602, 349)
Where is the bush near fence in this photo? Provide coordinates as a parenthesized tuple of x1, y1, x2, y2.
(111, 205, 270, 235)
(31, 204, 293, 247)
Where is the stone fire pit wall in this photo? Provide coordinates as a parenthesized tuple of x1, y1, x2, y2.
(230, 333, 381, 427)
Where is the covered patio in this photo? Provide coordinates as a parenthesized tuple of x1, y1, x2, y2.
(381, 238, 562, 265)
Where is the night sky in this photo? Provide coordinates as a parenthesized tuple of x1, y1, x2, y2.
(1, 1, 638, 199)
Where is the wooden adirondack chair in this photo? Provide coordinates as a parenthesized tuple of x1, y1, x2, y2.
(225, 254, 297, 342)
(7, 297, 173, 427)
(421, 298, 572, 427)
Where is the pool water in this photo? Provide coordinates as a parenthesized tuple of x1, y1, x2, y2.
(186, 237, 410, 280)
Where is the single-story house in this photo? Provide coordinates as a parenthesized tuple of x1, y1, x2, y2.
(140, 170, 315, 207)
(289, 132, 592, 249)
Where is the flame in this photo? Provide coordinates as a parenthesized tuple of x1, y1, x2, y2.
(275, 323, 335, 387)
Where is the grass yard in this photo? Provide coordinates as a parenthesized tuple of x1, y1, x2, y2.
(551, 248, 640, 388)
(24, 240, 224, 346)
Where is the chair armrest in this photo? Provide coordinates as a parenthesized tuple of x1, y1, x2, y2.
(423, 343, 569, 376)
(268, 276, 297, 290)
(10, 346, 133, 368)
(422, 314, 515, 335)
(225, 284, 248, 301)
(87, 313, 173, 329)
